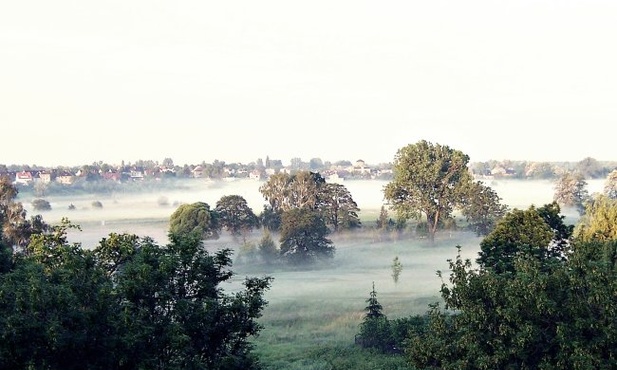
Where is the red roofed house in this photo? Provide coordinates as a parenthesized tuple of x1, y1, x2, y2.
(14, 171, 33, 186)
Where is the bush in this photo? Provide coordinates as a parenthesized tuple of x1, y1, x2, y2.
(258, 231, 279, 264)
(91, 200, 103, 208)
(31, 198, 51, 211)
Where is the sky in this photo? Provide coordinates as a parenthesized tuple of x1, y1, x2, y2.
(1, 0, 616, 167)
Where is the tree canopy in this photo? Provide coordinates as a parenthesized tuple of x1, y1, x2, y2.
(553, 171, 590, 215)
(574, 194, 617, 243)
(169, 202, 220, 240)
(259, 170, 360, 233)
(477, 204, 563, 274)
(603, 169, 617, 199)
(383, 140, 473, 242)
(404, 202, 617, 369)
(215, 195, 260, 237)
(461, 181, 509, 237)
(0, 222, 272, 369)
(279, 208, 334, 265)
(316, 182, 361, 232)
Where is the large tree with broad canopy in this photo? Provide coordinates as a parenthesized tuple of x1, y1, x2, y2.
(383, 140, 473, 243)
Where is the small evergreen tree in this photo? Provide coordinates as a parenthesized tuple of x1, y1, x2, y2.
(365, 281, 384, 319)
(376, 206, 391, 230)
(356, 282, 394, 352)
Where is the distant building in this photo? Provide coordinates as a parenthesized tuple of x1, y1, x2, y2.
(56, 171, 76, 185)
(249, 169, 263, 180)
(14, 171, 33, 186)
(191, 165, 204, 178)
(38, 171, 52, 184)
(351, 159, 371, 175)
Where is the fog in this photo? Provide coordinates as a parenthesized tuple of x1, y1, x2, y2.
(18, 178, 604, 248)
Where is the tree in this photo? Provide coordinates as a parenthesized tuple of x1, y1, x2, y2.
(169, 202, 220, 240)
(391, 256, 403, 284)
(279, 208, 334, 265)
(477, 203, 571, 274)
(576, 156, 605, 179)
(461, 181, 509, 236)
(257, 230, 279, 264)
(365, 281, 384, 319)
(162, 157, 174, 168)
(524, 161, 555, 179)
(405, 199, 617, 369)
(1, 177, 48, 251)
(259, 171, 360, 233)
(376, 205, 393, 231)
(0, 221, 119, 370)
(356, 282, 395, 353)
(309, 157, 324, 171)
(259, 173, 293, 212)
(259, 171, 326, 213)
(32, 198, 52, 211)
(0, 221, 273, 369)
(574, 194, 617, 243)
(288, 171, 325, 211)
(553, 171, 590, 215)
(383, 140, 473, 243)
(407, 236, 617, 369)
(34, 181, 48, 197)
(317, 182, 361, 232)
(109, 232, 273, 369)
(215, 195, 260, 238)
(603, 169, 617, 199)
(259, 205, 282, 232)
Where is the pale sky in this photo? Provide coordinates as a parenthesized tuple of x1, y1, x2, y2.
(2, 0, 616, 167)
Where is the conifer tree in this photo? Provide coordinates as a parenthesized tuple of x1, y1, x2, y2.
(365, 281, 384, 319)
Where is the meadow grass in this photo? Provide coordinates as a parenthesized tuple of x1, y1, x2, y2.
(235, 229, 482, 370)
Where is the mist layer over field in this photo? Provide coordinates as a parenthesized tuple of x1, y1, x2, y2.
(17, 178, 603, 247)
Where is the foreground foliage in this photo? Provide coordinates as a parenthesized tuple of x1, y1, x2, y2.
(403, 202, 617, 369)
(0, 221, 272, 370)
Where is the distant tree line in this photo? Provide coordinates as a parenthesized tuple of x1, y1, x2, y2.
(3, 154, 616, 198)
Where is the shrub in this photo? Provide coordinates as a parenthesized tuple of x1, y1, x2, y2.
(31, 198, 51, 211)
(91, 201, 103, 208)
(258, 231, 279, 264)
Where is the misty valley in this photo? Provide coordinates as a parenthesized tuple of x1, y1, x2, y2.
(8, 175, 610, 369)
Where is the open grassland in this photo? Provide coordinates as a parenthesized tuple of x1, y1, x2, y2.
(233, 231, 483, 369)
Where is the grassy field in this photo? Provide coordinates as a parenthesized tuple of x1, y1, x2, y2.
(232, 229, 483, 370)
